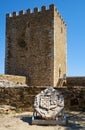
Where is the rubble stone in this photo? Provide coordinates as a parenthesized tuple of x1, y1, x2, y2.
(0, 105, 16, 114)
(0, 79, 27, 88)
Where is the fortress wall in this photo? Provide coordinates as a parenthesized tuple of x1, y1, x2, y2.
(5, 4, 55, 86)
(0, 87, 85, 111)
(0, 74, 26, 84)
(5, 4, 66, 87)
(54, 8, 66, 86)
(67, 77, 85, 86)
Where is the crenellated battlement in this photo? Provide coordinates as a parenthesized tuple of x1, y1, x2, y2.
(34, 7, 39, 13)
(6, 4, 54, 17)
(55, 8, 66, 26)
(41, 6, 47, 12)
(19, 10, 24, 15)
(13, 11, 17, 17)
(5, 4, 66, 87)
(6, 4, 66, 26)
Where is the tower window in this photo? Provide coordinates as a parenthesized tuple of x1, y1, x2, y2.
(61, 27, 63, 33)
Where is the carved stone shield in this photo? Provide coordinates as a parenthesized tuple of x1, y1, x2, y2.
(34, 87, 64, 119)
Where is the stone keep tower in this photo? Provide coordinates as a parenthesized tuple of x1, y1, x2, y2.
(5, 4, 66, 87)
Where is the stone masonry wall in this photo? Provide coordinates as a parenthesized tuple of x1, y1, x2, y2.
(0, 87, 85, 112)
(67, 77, 85, 86)
(5, 4, 66, 87)
(0, 74, 26, 84)
(5, 5, 54, 87)
(54, 8, 66, 86)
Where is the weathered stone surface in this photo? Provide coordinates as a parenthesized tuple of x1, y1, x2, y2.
(0, 79, 27, 87)
(34, 87, 64, 118)
(0, 87, 84, 112)
(0, 74, 26, 85)
(67, 77, 85, 86)
(0, 105, 16, 114)
(5, 4, 66, 87)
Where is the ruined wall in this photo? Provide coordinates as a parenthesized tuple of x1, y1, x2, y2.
(67, 77, 85, 86)
(0, 87, 85, 111)
(5, 4, 66, 87)
(0, 74, 26, 84)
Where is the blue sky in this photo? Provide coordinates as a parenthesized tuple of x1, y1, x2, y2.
(0, 0, 85, 76)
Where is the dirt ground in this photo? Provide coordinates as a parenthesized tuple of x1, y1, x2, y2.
(0, 111, 85, 130)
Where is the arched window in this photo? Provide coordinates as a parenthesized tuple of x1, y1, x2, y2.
(59, 64, 62, 78)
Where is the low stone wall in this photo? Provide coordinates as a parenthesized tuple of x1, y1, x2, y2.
(0, 87, 85, 112)
(0, 74, 26, 85)
(61, 87, 85, 111)
(67, 77, 85, 86)
(0, 87, 42, 112)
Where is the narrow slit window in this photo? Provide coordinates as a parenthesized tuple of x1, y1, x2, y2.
(61, 27, 63, 33)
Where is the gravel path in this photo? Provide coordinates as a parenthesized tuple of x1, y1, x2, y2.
(0, 111, 85, 130)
